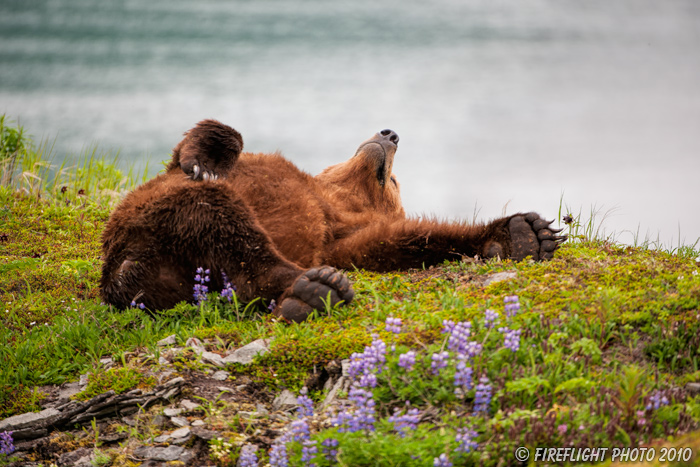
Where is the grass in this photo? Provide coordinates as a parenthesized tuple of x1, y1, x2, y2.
(1, 115, 700, 466)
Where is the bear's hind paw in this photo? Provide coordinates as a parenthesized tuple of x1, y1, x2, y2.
(509, 213, 567, 261)
(275, 266, 355, 323)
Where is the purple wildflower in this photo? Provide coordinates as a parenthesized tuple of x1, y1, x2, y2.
(347, 336, 386, 382)
(473, 377, 492, 415)
(130, 301, 136, 307)
(267, 299, 277, 312)
(455, 428, 478, 453)
(441, 319, 456, 334)
(636, 410, 647, 426)
(0, 431, 14, 455)
(453, 358, 473, 393)
(288, 418, 311, 442)
(297, 388, 314, 418)
(333, 385, 376, 433)
(433, 453, 453, 467)
(385, 316, 402, 334)
(484, 309, 499, 328)
(504, 295, 520, 318)
(646, 391, 669, 410)
(321, 438, 338, 463)
(221, 272, 236, 302)
(446, 321, 472, 356)
(138, 303, 145, 310)
(388, 406, 421, 437)
(398, 351, 416, 371)
(498, 327, 521, 352)
(269, 442, 288, 467)
(238, 444, 258, 467)
(193, 267, 210, 304)
(301, 439, 318, 466)
(557, 424, 568, 436)
(431, 351, 449, 375)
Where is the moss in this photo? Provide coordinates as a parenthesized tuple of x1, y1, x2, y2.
(73, 367, 156, 402)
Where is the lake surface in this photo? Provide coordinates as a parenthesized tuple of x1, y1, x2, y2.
(2, 0, 699, 247)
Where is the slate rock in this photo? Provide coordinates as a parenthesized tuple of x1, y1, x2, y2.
(58, 447, 92, 466)
(133, 445, 184, 462)
(157, 334, 177, 346)
(171, 426, 191, 438)
(202, 351, 226, 368)
(482, 271, 518, 286)
(171, 416, 189, 427)
(223, 339, 270, 365)
(212, 370, 230, 381)
(0, 408, 60, 431)
(272, 389, 299, 411)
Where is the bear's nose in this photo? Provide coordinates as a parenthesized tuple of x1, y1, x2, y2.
(379, 129, 399, 145)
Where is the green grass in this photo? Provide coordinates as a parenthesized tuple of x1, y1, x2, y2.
(1, 115, 700, 466)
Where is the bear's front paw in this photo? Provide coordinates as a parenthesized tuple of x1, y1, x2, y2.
(509, 213, 567, 261)
(275, 266, 355, 323)
(182, 161, 219, 181)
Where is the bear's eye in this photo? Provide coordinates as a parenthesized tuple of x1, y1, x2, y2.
(390, 176, 397, 187)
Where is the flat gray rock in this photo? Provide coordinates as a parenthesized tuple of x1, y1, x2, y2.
(57, 382, 83, 400)
(223, 339, 270, 365)
(482, 271, 518, 286)
(171, 426, 191, 438)
(185, 337, 205, 355)
(212, 370, 230, 381)
(272, 389, 299, 412)
(180, 399, 200, 411)
(134, 445, 184, 462)
(171, 416, 189, 427)
(686, 382, 700, 396)
(0, 408, 60, 431)
(202, 351, 225, 368)
(157, 334, 177, 346)
(153, 434, 170, 443)
(163, 408, 182, 417)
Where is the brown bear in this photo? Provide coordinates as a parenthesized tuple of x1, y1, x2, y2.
(100, 120, 565, 322)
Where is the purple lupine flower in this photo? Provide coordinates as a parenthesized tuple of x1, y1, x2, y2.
(398, 351, 416, 371)
(557, 424, 567, 436)
(238, 444, 259, 467)
(388, 406, 421, 437)
(333, 385, 376, 433)
(498, 327, 521, 352)
(0, 431, 14, 455)
(447, 321, 472, 356)
(504, 295, 520, 318)
(221, 272, 237, 302)
(455, 428, 478, 453)
(433, 453, 452, 467)
(267, 299, 277, 312)
(193, 267, 210, 304)
(138, 303, 145, 310)
(321, 438, 339, 463)
(269, 442, 289, 467)
(358, 372, 378, 389)
(301, 439, 318, 466)
(347, 336, 386, 382)
(297, 388, 314, 418)
(288, 418, 311, 442)
(473, 377, 492, 414)
(441, 319, 456, 334)
(463, 341, 483, 359)
(130, 300, 136, 307)
(385, 316, 402, 334)
(431, 351, 449, 375)
(483, 309, 499, 329)
(453, 358, 473, 393)
(646, 391, 669, 410)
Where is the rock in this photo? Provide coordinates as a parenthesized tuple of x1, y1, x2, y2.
(256, 403, 269, 415)
(157, 334, 177, 346)
(134, 445, 185, 462)
(180, 399, 200, 411)
(153, 434, 170, 443)
(321, 377, 348, 411)
(0, 408, 60, 431)
(482, 271, 518, 286)
(163, 408, 183, 417)
(57, 382, 83, 400)
(79, 374, 90, 386)
(272, 389, 299, 412)
(151, 414, 167, 427)
(202, 351, 226, 367)
(99, 357, 114, 369)
(179, 449, 195, 464)
(58, 447, 92, 466)
(158, 356, 169, 365)
(212, 370, 230, 381)
(686, 382, 700, 396)
(223, 339, 270, 365)
(341, 359, 351, 377)
(170, 434, 192, 445)
(217, 386, 232, 393)
(191, 419, 205, 427)
(171, 426, 191, 438)
(171, 416, 189, 427)
(191, 427, 218, 441)
(185, 337, 205, 355)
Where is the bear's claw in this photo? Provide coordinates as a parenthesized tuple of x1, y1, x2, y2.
(509, 213, 567, 261)
(275, 266, 355, 323)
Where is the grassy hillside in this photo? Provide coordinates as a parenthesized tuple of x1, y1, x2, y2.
(1, 116, 699, 466)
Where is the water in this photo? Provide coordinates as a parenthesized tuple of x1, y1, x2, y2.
(2, 0, 700, 247)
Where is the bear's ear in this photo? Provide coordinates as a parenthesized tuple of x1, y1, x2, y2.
(167, 120, 243, 180)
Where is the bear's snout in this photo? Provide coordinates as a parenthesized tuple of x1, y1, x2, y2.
(379, 129, 399, 145)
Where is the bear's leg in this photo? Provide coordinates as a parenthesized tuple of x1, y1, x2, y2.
(101, 181, 354, 321)
(324, 212, 566, 272)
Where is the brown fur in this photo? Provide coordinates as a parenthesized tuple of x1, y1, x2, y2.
(100, 120, 564, 321)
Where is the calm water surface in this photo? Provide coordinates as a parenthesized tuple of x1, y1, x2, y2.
(2, 0, 699, 246)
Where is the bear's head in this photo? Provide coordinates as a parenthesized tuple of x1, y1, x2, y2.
(316, 129, 404, 216)
(167, 119, 243, 180)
